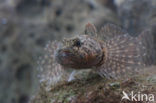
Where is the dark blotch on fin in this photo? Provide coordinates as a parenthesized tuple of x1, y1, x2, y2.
(99, 23, 127, 40)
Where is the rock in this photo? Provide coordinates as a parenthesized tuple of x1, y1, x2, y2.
(30, 66, 156, 103)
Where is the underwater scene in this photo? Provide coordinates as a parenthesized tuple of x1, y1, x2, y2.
(0, 0, 156, 103)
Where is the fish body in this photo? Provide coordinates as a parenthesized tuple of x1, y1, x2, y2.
(38, 23, 149, 86)
(55, 23, 146, 78)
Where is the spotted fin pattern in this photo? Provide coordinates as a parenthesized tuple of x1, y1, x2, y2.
(37, 41, 68, 91)
(97, 34, 146, 78)
(99, 23, 127, 40)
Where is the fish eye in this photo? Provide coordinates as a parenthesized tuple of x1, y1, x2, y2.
(73, 39, 81, 47)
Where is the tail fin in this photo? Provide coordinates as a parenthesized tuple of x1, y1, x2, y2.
(138, 30, 155, 65)
(117, 0, 153, 35)
(97, 34, 145, 78)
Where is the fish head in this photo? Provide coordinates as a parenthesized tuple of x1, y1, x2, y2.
(55, 35, 103, 69)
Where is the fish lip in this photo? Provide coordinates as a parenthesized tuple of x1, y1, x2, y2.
(55, 48, 73, 65)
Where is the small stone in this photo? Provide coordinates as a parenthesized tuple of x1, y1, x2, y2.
(147, 76, 156, 83)
(109, 82, 120, 88)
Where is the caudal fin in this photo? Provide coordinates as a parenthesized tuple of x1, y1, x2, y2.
(138, 30, 155, 65)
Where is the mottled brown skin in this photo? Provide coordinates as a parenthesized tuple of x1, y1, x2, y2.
(56, 35, 104, 69)
(55, 23, 146, 78)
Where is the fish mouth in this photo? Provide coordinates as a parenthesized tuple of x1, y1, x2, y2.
(55, 49, 89, 69)
(55, 48, 74, 66)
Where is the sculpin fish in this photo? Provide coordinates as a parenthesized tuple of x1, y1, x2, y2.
(39, 23, 151, 85)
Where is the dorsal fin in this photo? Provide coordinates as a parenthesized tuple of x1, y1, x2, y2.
(84, 23, 97, 37)
(99, 23, 127, 40)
